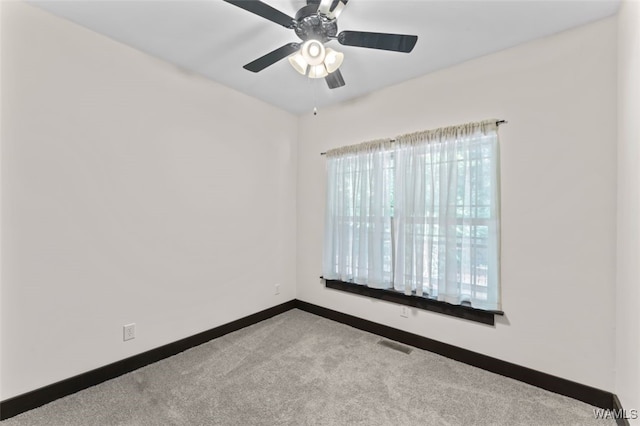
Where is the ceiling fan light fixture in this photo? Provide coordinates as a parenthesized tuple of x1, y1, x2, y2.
(224, 0, 420, 91)
(308, 64, 329, 79)
(318, 0, 345, 19)
(329, 2, 346, 19)
(301, 39, 326, 66)
(324, 48, 344, 74)
(288, 52, 308, 75)
(318, 0, 333, 15)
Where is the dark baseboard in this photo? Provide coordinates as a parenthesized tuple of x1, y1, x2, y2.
(1, 298, 626, 422)
(0, 300, 297, 420)
(613, 394, 632, 426)
(295, 299, 616, 410)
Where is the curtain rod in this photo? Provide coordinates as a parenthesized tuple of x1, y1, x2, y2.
(319, 120, 507, 156)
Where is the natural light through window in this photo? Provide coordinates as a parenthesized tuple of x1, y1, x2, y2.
(322, 120, 501, 311)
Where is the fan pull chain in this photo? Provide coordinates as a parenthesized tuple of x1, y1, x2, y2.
(313, 78, 319, 116)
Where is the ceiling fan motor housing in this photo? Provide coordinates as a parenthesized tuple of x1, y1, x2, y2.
(294, 5, 337, 42)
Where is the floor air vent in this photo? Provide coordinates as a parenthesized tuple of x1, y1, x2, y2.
(377, 340, 413, 354)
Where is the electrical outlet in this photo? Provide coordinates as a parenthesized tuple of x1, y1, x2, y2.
(400, 307, 409, 318)
(123, 323, 136, 341)
(275, 283, 280, 295)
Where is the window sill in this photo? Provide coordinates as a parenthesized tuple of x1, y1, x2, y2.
(322, 278, 504, 326)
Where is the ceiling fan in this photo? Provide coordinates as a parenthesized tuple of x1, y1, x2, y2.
(222, 0, 418, 89)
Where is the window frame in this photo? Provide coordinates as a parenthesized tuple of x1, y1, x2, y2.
(322, 121, 502, 322)
(323, 278, 504, 325)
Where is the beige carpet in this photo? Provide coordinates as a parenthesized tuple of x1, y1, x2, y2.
(1, 309, 614, 425)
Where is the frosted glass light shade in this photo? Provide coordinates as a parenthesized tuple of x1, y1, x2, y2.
(288, 52, 308, 75)
(318, 0, 345, 19)
(330, 2, 345, 18)
(288, 43, 344, 79)
(324, 48, 344, 74)
(308, 64, 329, 79)
(301, 40, 326, 66)
(318, 0, 333, 15)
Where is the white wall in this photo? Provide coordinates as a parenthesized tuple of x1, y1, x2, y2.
(0, 2, 297, 400)
(617, 0, 640, 420)
(297, 18, 617, 391)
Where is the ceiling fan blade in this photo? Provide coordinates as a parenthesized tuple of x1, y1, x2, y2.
(338, 31, 418, 53)
(223, 0, 296, 28)
(325, 69, 346, 89)
(243, 43, 300, 73)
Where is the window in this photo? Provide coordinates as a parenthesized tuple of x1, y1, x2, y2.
(322, 120, 501, 312)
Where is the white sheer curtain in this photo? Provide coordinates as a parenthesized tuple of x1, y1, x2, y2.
(322, 139, 394, 289)
(393, 120, 501, 310)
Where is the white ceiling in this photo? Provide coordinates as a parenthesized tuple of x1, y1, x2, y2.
(29, 0, 620, 115)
